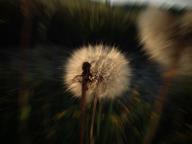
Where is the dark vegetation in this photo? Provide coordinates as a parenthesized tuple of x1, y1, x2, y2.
(0, 0, 191, 144)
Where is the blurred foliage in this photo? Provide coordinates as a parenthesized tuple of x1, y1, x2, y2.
(34, 0, 140, 50)
(0, 0, 192, 144)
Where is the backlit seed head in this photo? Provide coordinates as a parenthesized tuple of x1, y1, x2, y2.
(138, 7, 192, 75)
(64, 44, 131, 102)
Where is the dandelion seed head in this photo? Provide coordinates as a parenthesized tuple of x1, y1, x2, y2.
(137, 7, 177, 67)
(64, 44, 131, 101)
(138, 7, 192, 75)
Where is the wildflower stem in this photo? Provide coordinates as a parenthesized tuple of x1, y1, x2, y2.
(143, 68, 177, 144)
(96, 100, 102, 137)
(80, 79, 87, 144)
(80, 63, 90, 144)
(90, 94, 98, 144)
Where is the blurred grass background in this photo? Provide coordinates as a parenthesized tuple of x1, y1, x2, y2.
(0, 0, 191, 144)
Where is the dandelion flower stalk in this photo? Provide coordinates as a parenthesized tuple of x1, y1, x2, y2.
(138, 7, 192, 144)
(80, 62, 91, 144)
(143, 73, 174, 144)
(90, 93, 98, 144)
(64, 44, 131, 144)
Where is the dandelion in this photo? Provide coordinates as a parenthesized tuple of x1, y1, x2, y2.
(64, 44, 131, 144)
(137, 7, 192, 75)
(64, 44, 131, 102)
(138, 7, 192, 144)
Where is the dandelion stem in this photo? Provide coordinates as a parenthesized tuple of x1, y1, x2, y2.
(103, 101, 113, 144)
(143, 68, 177, 144)
(96, 100, 102, 137)
(80, 62, 91, 144)
(80, 78, 87, 144)
(90, 94, 98, 144)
